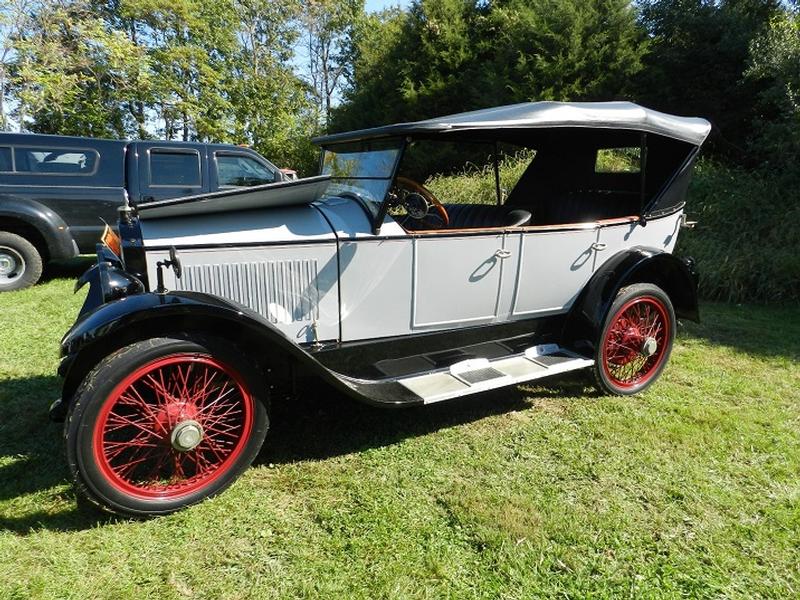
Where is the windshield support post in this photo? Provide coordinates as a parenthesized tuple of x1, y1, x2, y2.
(493, 142, 502, 206)
(639, 132, 648, 225)
(372, 138, 408, 235)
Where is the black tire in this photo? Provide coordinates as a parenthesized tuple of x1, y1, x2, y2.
(593, 283, 676, 396)
(0, 231, 43, 292)
(65, 336, 269, 517)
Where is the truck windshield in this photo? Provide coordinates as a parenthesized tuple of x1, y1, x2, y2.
(321, 141, 402, 212)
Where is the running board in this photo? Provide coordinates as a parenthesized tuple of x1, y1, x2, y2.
(397, 344, 593, 404)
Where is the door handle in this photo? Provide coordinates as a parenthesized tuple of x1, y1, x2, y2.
(591, 243, 607, 251)
(495, 249, 512, 259)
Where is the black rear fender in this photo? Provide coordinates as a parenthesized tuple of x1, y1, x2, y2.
(564, 247, 699, 348)
(0, 201, 77, 260)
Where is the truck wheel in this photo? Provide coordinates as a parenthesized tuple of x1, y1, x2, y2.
(65, 336, 269, 517)
(593, 283, 676, 396)
(0, 231, 43, 292)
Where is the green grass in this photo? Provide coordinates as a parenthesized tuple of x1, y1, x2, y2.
(1, 265, 799, 598)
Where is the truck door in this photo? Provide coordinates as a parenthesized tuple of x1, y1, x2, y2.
(134, 142, 210, 203)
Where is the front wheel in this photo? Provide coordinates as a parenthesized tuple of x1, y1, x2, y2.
(593, 283, 676, 396)
(65, 336, 269, 517)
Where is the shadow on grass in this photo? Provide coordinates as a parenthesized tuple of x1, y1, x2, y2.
(259, 375, 596, 466)
(0, 371, 593, 534)
(40, 256, 94, 284)
(679, 303, 800, 362)
(0, 375, 117, 534)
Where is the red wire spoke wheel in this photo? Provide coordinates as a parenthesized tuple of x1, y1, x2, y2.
(94, 355, 254, 499)
(594, 284, 676, 395)
(66, 337, 269, 517)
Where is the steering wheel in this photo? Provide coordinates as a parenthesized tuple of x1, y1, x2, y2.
(393, 176, 450, 228)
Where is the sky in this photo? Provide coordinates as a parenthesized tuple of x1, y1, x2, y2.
(365, 0, 411, 12)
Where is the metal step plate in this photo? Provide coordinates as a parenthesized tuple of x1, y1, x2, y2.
(397, 345, 593, 404)
(457, 367, 506, 385)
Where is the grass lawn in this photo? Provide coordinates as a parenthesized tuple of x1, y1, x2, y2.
(1, 261, 798, 599)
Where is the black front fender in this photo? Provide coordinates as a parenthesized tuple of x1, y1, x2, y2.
(564, 247, 699, 347)
(54, 290, 418, 420)
(60, 290, 315, 373)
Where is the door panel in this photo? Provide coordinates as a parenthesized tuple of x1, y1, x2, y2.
(413, 235, 505, 328)
(596, 212, 683, 270)
(511, 228, 599, 317)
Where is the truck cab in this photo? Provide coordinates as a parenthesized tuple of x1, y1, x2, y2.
(0, 134, 282, 291)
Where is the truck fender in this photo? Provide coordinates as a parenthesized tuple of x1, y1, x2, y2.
(54, 290, 416, 420)
(564, 246, 699, 347)
(0, 197, 78, 260)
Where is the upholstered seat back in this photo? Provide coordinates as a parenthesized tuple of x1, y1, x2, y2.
(442, 204, 532, 229)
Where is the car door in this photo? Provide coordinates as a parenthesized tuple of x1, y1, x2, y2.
(136, 143, 209, 202)
(411, 232, 508, 329)
(508, 226, 601, 318)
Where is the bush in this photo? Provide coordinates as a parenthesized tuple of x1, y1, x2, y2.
(679, 161, 800, 303)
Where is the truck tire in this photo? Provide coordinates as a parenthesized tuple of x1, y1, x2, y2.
(0, 231, 43, 292)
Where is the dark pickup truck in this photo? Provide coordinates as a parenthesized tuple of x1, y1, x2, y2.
(0, 134, 283, 291)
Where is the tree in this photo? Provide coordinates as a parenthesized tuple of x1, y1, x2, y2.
(301, 0, 362, 125)
(0, 0, 33, 130)
(636, 0, 781, 160)
(746, 8, 800, 168)
(229, 0, 319, 172)
(115, 0, 239, 141)
(10, 0, 149, 136)
(333, 0, 648, 132)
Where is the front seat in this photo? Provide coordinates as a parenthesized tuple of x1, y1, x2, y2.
(443, 204, 532, 229)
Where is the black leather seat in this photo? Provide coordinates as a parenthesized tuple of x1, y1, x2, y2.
(442, 204, 532, 229)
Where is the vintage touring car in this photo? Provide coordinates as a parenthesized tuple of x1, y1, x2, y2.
(54, 102, 710, 516)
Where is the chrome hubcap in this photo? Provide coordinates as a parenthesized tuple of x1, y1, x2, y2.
(0, 247, 24, 282)
(170, 420, 204, 452)
(641, 336, 658, 358)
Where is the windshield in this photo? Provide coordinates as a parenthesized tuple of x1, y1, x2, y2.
(321, 141, 402, 213)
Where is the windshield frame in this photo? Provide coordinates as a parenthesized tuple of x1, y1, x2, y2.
(319, 137, 406, 231)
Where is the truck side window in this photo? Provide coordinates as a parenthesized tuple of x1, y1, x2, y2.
(0, 147, 11, 171)
(14, 147, 98, 174)
(216, 153, 276, 188)
(150, 150, 201, 187)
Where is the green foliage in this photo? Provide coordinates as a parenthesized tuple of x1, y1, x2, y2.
(11, 1, 150, 137)
(301, 0, 363, 124)
(424, 149, 534, 205)
(228, 0, 318, 172)
(745, 9, 800, 171)
(5, 0, 332, 173)
(636, 0, 781, 159)
(679, 160, 800, 303)
(334, 0, 646, 131)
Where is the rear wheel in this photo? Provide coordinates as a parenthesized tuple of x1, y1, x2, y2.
(0, 231, 43, 292)
(65, 336, 269, 517)
(593, 283, 675, 395)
